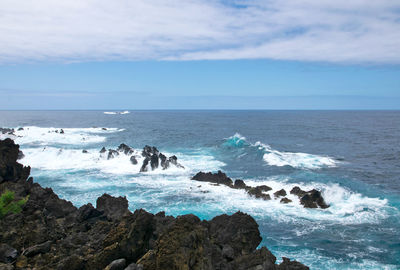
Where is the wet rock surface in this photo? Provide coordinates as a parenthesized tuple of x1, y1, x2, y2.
(0, 139, 309, 270)
(192, 171, 329, 209)
(290, 186, 329, 209)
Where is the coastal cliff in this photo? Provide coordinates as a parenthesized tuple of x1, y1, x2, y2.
(0, 138, 308, 270)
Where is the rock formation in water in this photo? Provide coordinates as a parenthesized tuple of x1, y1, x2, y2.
(192, 171, 329, 209)
(0, 138, 308, 269)
(99, 143, 184, 172)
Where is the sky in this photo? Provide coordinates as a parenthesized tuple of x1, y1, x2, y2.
(0, 0, 399, 110)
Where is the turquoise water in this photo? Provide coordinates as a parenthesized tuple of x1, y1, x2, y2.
(1, 110, 399, 269)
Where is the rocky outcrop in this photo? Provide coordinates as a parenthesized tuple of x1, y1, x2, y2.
(96, 194, 130, 221)
(0, 138, 30, 183)
(99, 143, 184, 172)
(290, 186, 329, 209)
(140, 145, 183, 172)
(192, 171, 329, 209)
(192, 170, 233, 186)
(0, 139, 309, 270)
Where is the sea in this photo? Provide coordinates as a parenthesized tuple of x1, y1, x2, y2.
(0, 110, 399, 269)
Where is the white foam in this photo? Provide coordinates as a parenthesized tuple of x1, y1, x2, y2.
(0, 126, 124, 146)
(225, 133, 337, 169)
(104, 111, 130, 115)
(259, 143, 337, 169)
(20, 147, 225, 176)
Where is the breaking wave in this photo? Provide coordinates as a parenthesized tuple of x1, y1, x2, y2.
(224, 133, 337, 169)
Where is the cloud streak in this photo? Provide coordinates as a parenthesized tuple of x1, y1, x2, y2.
(1, 0, 399, 64)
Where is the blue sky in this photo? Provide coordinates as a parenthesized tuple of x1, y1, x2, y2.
(0, 0, 399, 109)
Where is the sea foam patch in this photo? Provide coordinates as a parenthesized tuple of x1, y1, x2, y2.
(1, 126, 124, 146)
(20, 146, 224, 176)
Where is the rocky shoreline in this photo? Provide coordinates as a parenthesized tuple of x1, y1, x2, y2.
(0, 138, 308, 270)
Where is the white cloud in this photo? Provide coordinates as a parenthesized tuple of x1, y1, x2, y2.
(0, 0, 399, 64)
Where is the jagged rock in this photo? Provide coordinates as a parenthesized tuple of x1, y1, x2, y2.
(192, 171, 233, 186)
(234, 179, 248, 189)
(96, 194, 129, 220)
(300, 190, 329, 209)
(290, 186, 307, 197)
(150, 154, 159, 170)
(105, 258, 126, 270)
(117, 144, 134, 155)
(102, 128, 107, 130)
(0, 138, 30, 183)
(140, 157, 150, 172)
(130, 156, 138, 165)
(209, 211, 262, 256)
(77, 203, 103, 222)
(0, 244, 17, 263)
(17, 127, 24, 131)
(248, 186, 272, 200)
(290, 186, 329, 209)
(142, 145, 159, 158)
(82, 150, 88, 153)
(100, 147, 107, 153)
(60, 129, 64, 134)
(278, 257, 309, 270)
(274, 189, 287, 198)
(280, 197, 292, 204)
(107, 149, 119, 160)
(159, 153, 169, 169)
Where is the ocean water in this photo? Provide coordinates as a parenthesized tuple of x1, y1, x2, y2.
(0, 110, 399, 269)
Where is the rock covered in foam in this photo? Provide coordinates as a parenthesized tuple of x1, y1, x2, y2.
(290, 186, 329, 209)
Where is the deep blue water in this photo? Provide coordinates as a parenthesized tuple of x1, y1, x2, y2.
(1, 110, 399, 269)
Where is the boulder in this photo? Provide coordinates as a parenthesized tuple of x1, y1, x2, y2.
(105, 258, 126, 270)
(191, 171, 233, 186)
(290, 187, 329, 209)
(77, 203, 103, 222)
(280, 197, 292, 204)
(290, 186, 307, 197)
(274, 189, 287, 198)
(233, 179, 248, 189)
(117, 144, 134, 155)
(96, 194, 129, 220)
(107, 150, 119, 160)
(300, 189, 329, 209)
(100, 147, 107, 153)
(247, 186, 272, 200)
(209, 211, 262, 256)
